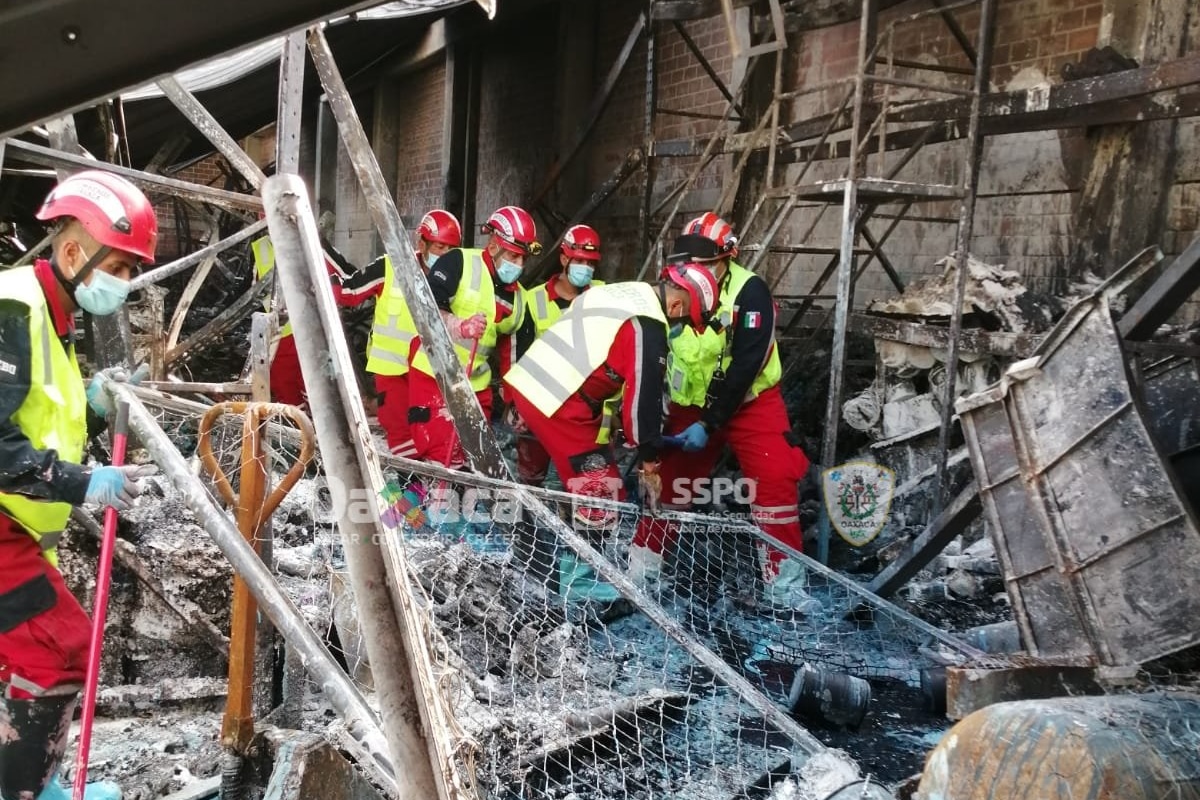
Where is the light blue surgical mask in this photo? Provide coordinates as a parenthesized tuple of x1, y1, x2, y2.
(425, 253, 440, 270)
(497, 258, 523, 285)
(566, 262, 594, 288)
(74, 250, 131, 316)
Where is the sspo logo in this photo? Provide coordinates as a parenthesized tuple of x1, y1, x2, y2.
(670, 477, 756, 506)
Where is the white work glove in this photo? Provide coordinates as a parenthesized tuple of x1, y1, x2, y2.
(84, 464, 159, 511)
(86, 363, 149, 417)
(448, 313, 488, 340)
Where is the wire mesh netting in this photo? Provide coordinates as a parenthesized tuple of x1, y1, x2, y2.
(127, 386, 983, 797)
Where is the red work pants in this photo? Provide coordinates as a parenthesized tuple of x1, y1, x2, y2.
(269, 334, 307, 409)
(632, 385, 809, 578)
(375, 373, 417, 458)
(408, 369, 494, 469)
(512, 390, 624, 529)
(0, 515, 91, 699)
(516, 436, 552, 486)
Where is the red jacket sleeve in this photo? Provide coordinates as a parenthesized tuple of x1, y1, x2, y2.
(606, 316, 669, 461)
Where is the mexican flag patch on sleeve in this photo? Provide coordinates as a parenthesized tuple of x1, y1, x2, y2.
(744, 311, 761, 329)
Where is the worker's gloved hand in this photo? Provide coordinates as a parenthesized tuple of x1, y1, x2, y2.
(84, 464, 159, 511)
(677, 421, 709, 452)
(638, 461, 663, 516)
(449, 313, 488, 340)
(85, 364, 149, 417)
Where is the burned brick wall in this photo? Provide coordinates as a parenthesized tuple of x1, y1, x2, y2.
(334, 0, 1199, 316)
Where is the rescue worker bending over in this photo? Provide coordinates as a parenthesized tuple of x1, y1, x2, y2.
(0, 171, 160, 800)
(630, 214, 815, 613)
(361, 209, 462, 457)
(510, 223, 605, 486)
(407, 205, 535, 468)
(505, 264, 719, 604)
(250, 228, 364, 411)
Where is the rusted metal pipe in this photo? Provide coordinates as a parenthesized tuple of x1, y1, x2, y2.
(197, 402, 314, 752)
(107, 382, 398, 795)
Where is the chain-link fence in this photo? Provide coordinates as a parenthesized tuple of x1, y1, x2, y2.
(124, 385, 987, 797)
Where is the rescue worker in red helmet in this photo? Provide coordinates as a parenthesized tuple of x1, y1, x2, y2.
(361, 209, 463, 457)
(250, 217, 366, 411)
(630, 213, 815, 613)
(510, 223, 605, 487)
(505, 263, 719, 603)
(0, 170, 161, 800)
(408, 205, 537, 468)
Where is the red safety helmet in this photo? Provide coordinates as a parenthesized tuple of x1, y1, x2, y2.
(663, 261, 720, 332)
(561, 224, 601, 262)
(482, 205, 542, 256)
(683, 212, 738, 259)
(417, 209, 462, 247)
(35, 169, 158, 263)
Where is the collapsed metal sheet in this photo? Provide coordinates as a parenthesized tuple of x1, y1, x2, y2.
(958, 251, 1200, 666)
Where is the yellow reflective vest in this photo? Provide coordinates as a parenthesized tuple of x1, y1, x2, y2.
(251, 236, 293, 338)
(666, 260, 782, 407)
(410, 249, 523, 392)
(0, 267, 87, 566)
(523, 278, 605, 337)
(366, 255, 419, 376)
(505, 282, 666, 419)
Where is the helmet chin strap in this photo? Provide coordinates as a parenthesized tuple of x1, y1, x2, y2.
(49, 245, 113, 303)
(69, 245, 113, 288)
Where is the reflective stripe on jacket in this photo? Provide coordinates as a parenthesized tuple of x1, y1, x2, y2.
(409, 249, 497, 391)
(505, 282, 665, 418)
(524, 278, 605, 336)
(251, 236, 293, 338)
(0, 267, 87, 566)
(366, 255, 419, 376)
(666, 260, 781, 407)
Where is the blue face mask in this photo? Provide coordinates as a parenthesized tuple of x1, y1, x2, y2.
(425, 253, 440, 270)
(566, 262, 594, 288)
(497, 258, 523, 285)
(74, 254, 131, 317)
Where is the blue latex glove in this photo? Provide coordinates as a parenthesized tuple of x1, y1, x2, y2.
(39, 775, 122, 800)
(86, 363, 149, 417)
(84, 464, 158, 510)
(677, 421, 709, 452)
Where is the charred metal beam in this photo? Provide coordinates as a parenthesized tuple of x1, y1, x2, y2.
(262, 173, 450, 800)
(1119, 234, 1200, 341)
(308, 27, 508, 478)
(933, 0, 997, 516)
(276, 33, 307, 176)
(673, 20, 744, 117)
(527, 148, 644, 283)
(866, 483, 982, 598)
(6, 139, 262, 211)
(157, 77, 267, 189)
(131, 220, 268, 291)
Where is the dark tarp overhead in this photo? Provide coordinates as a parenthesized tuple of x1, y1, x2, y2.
(2, 3, 469, 220)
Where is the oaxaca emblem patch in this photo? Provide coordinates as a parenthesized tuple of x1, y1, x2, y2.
(822, 461, 895, 547)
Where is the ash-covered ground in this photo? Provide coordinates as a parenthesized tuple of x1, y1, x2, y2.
(54, 462, 963, 798)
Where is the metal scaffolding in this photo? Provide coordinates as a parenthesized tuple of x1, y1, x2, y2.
(605, 0, 999, 557)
